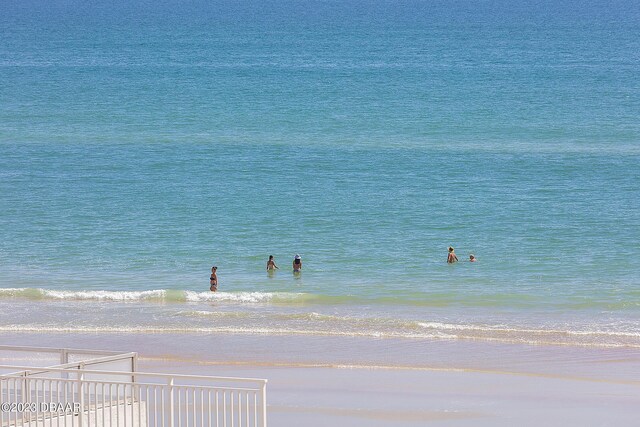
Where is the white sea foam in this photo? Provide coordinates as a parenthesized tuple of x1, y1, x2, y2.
(183, 291, 289, 303)
(0, 288, 305, 304)
(0, 324, 458, 340)
(42, 289, 167, 301)
(1, 323, 637, 347)
(417, 321, 640, 338)
(176, 310, 251, 319)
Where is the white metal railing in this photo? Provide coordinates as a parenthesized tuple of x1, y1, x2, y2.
(0, 364, 267, 427)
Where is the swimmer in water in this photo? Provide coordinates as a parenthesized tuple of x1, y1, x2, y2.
(293, 254, 302, 272)
(267, 255, 279, 271)
(447, 247, 458, 264)
(469, 254, 476, 262)
(209, 266, 218, 292)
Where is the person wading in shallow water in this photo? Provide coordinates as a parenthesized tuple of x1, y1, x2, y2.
(267, 255, 279, 271)
(447, 247, 458, 264)
(293, 254, 302, 272)
(209, 266, 218, 292)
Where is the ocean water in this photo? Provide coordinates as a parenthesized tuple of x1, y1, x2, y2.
(1, 0, 639, 356)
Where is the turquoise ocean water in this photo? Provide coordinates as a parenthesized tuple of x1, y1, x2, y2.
(1, 0, 639, 353)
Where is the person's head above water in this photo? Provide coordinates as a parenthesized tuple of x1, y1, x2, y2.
(469, 254, 475, 261)
(211, 266, 217, 272)
(448, 247, 454, 253)
(294, 254, 301, 260)
(269, 255, 274, 260)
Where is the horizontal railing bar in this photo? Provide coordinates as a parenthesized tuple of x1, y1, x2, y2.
(0, 365, 267, 385)
(170, 384, 262, 392)
(0, 345, 124, 356)
(1, 376, 261, 392)
(55, 353, 138, 369)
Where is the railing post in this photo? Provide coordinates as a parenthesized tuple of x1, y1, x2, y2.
(21, 372, 29, 425)
(261, 380, 267, 427)
(60, 348, 69, 365)
(132, 353, 138, 384)
(168, 377, 175, 427)
(131, 352, 139, 414)
(20, 372, 27, 403)
(0, 379, 4, 426)
(61, 349, 70, 382)
(77, 365, 85, 427)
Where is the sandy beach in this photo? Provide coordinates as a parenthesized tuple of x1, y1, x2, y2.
(2, 331, 639, 426)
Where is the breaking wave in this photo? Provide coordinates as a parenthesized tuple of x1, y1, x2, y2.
(0, 288, 313, 304)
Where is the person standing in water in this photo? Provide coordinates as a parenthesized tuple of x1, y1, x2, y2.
(209, 266, 218, 292)
(447, 247, 458, 264)
(266, 255, 279, 271)
(293, 254, 302, 272)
